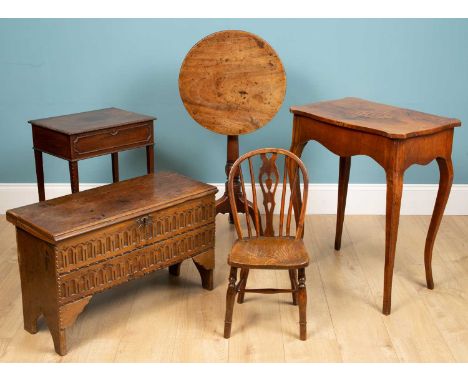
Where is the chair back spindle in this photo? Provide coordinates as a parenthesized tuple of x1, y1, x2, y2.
(228, 148, 309, 240)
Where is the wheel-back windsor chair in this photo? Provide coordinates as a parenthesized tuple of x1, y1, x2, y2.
(223, 148, 310, 340)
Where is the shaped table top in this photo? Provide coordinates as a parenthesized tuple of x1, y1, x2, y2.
(291, 97, 461, 139)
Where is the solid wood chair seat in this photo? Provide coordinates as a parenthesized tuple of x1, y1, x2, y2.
(228, 237, 309, 269)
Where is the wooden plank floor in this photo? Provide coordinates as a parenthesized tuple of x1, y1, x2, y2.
(0, 214, 467, 362)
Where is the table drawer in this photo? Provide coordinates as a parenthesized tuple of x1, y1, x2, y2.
(71, 122, 153, 158)
(56, 194, 215, 273)
(58, 223, 215, 304)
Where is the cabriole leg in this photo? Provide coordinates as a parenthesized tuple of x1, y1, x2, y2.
(424, 157, 453, 289)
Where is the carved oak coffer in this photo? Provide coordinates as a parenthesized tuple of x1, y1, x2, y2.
(6, 172, 217, 355)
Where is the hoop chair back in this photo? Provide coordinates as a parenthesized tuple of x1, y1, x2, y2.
(228, 148, 309, 240)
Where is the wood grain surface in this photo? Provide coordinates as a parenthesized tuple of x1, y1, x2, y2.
(29, 108, 155, 135)
(6, 172, 217, 243)
(291, 97, 461, 139)
(224, 148, 309, 340)
(229, 237, 309, 269)
(6, 173, 217, 355)
(1, 214, 467, 361)
(179, 30, 286, 136)
(289, 101, 457, 315)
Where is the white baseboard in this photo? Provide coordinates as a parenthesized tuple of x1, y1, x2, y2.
(1, 182, 467, 215)
(0, 183, 108, 215)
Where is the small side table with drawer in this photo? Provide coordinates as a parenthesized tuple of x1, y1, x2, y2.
(29, 107, 156, 201)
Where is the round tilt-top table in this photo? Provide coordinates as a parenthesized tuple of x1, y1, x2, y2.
(179, 30, 286, 222)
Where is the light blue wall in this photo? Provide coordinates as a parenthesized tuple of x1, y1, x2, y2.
(0, 19, 467, 184)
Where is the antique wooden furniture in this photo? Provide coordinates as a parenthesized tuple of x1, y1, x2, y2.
(6, 172, 217, 355)
(29, 107, 156, 201)
(289, 97, 461, 315)
(179, 30, 287, 223)
(223, 148, 310, 340)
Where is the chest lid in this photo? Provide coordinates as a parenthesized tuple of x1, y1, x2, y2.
(6, 172, 217, 244)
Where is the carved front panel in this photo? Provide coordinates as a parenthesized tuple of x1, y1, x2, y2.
(58, 223, 215, 304)
(57, 194, 215, 273)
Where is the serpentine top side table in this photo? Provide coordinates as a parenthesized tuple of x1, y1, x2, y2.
(29, 108, 156, 201)
(289, 97, 461, 315)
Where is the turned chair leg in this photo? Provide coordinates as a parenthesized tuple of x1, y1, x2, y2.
(224, 267, 238, 339)
(237, 268, 249, 304)
(289, 269, 298, 305)
(297, 268, 307, 340)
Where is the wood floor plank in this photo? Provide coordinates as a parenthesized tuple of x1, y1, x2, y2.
(278, 269, 342, 362)
(226, 268, 286, 362)
(172, 215, 231, 362)
(413, 216, 468, 362)
(0, 215, 467, 362)
(0, 267, 23, 339)
(170, 265, 228, 362)
(308, 216, 399, 362)
(0, 221, 17, 277)
(217, 215, 286, 362)
(0, 220, 26, 348)
(112, 271, 187, 362)
(279, 216, 342, 362)
(0, 338, 9, 359)
(63, 275, 142, 362)
(346, 215, 455, 362)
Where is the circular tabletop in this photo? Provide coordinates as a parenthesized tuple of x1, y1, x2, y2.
(178, 30, 286, 136)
